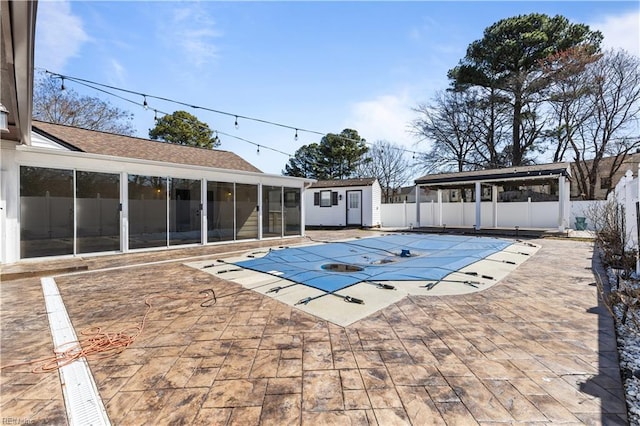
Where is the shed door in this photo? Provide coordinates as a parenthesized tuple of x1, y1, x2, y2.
(346, 190, 362, 226)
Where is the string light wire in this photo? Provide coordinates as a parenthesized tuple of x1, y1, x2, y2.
(41, 69, 422, 159)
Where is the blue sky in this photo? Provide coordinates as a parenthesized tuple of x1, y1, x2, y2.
(35, 1, 639, 175)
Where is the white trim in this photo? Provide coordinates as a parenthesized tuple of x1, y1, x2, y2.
(14, 143, 312, 184)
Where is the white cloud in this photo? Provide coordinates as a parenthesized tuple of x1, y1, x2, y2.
(35, 1, 90, 71)
(345, 91, 417, 148)
(109, 59, 126, 86)
(590, 10, 640, 57)
(164, 5, 222, 68)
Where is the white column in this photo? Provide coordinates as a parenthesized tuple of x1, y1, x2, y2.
(475, 181, 481, 230)
(120, 172, 129, 253)
(257, 184, 263, 240)
(437, 189, 443, 226)
(201, 178, 207, 245)
(301, 185, 307, 237)
(558, 175, 566, 232)
(492, 185, 498, 227)
(415, 185, 421, 228)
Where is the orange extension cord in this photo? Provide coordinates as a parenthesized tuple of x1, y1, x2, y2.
(1, 289, 216, 374)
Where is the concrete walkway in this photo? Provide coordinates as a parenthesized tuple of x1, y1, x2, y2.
(0, 230, 628, 425)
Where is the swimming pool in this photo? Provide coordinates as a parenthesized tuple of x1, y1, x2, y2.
(235, 233, 511, 293)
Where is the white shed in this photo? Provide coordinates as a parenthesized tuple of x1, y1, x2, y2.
(305, 178, 381, 228)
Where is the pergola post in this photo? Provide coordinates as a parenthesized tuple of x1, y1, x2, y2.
(415, 185, 421, 228)
(492, 185, 498, 227)
(475, 181, 481, 231)
(437, 189, 443, 226)
(558, 175, 566, 232)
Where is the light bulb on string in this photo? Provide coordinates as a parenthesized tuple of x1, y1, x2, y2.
(143, 96, 148, 110)
(257, 145, 260, 155)
(234, 116, 239, 129)
(154, 109, 158, 121)
(60, 77, 66, 91)
(294, 129, 299, 141)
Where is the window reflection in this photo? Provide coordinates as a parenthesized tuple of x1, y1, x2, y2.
(20, 166, 74, 258)
(128, 174, 167, 249)
(170, 178, 201, 245)
(76, 171, 120, 253)
(262, 186, 282, 238)
(235, 184, 258, 240)
(284, 188, 301, 236)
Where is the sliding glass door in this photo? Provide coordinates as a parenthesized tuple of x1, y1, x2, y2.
(262, 186, 282, 238)
(20, 166, 74, 258)
(235, 184, 258, 240)
(76, 171, 120, 253)
(207, 181, 235, 242)
(170, 178, 201, 245)
(284, 187, 301, 236)
(128, 174, 167, 249)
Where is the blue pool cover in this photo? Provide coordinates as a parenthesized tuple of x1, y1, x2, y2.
(235, 234, 511, 293)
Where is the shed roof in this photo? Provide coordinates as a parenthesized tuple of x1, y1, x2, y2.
(310, 178, 377, 188)
(415, 163, 571, 186)
(32, 121, 262, 173)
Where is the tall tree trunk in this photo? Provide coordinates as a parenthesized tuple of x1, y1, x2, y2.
(512, 93, 523, 166)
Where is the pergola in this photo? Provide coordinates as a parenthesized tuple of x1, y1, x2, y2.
(414, 163, 572, 232)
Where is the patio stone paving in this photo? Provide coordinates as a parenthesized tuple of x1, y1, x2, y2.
(0, 230, 629, 425)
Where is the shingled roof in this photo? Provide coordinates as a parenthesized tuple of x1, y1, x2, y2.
(32, 121, 262, 173)
(310, 178, 377, 188)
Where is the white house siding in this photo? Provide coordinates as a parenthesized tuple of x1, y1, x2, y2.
(305, 181, 381, 228)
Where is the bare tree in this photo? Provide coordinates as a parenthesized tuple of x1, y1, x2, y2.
(567, 50, 640, 199)
(357, 140, 415, 203)
(410, 89, 511, 173)
(411, 91, 478, 173)
(33, 72, 136, 135)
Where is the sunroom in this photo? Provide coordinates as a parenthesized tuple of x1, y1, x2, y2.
(1, 121, 313, 263)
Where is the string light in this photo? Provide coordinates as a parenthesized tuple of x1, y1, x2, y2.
(257, 145, 260, 155)
(41, 69, 424, 160)
(60, 77, 65, 91)
(154, 109, 158, 121)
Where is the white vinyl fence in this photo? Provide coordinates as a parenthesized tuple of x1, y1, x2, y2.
(381, 200, 605, 231)
(608, 169, 640, 253)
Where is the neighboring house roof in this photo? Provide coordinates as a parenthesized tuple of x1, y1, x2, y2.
(415, 162, 571, 186)
(396, 186, 414, 195)
(310, 178, 377, 188)
(32, 120, 262, 173)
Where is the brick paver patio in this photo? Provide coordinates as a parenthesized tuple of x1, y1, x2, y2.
(0, 230, 628, 425)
